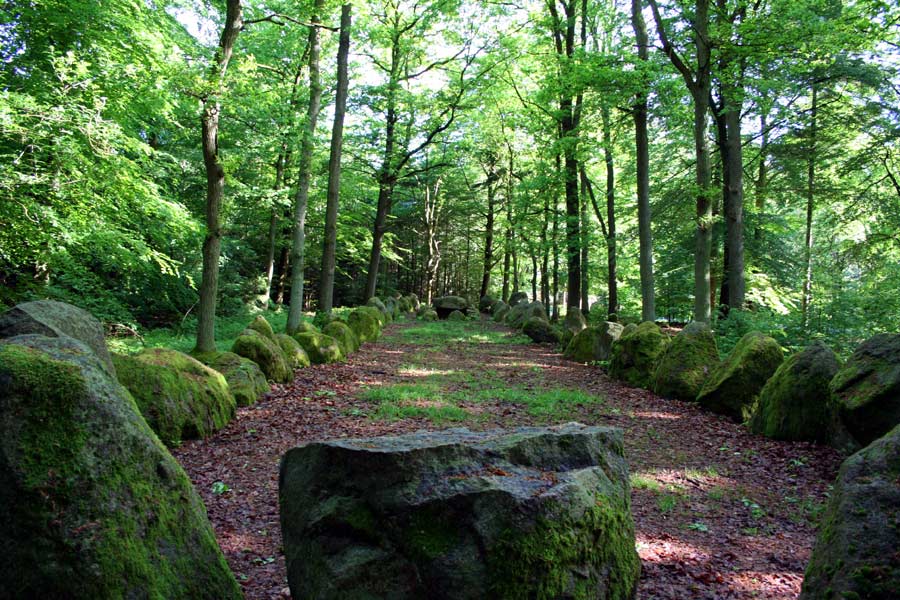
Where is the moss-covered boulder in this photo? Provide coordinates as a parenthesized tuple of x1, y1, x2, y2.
(621, 323, 638, 337)
(274, 333, 311, 370)
(508, 291, 529, 307)
(697, 331, 783, 422)
(288, 320, 319, 336)
(194, 350, 269, 407)
(564, 322, 624, 363)
(564, 310, 588, 335)
(398, 296, 413, 313)
(323, 321, 360, 356)
(279, 423, 639, 600)
(522, 317, 561, 344)
(366, 297, 392, 323)
(0, 300, 116, 376)
(293, 332, 344, 364)
(384, 297, 400, 320)
(800, 423, 900, 600)
(651, 322, 720, 401)
(247, 315, 275, 339)
(506, 302, 548, 329)
(479, 294, 497, 313)
(112, 348, 235, 447)
(830, 333, 900, 447)
(419, 308, 438, 321)
(448, 309, 466, 321)
(492, 301, 510, 322)
(348, 307, 382, 342)
(0, 335, 241, 599)
(432, 295, 470, 319)
(747, 342, 841, 442)
(608, 321, 670, 389)
(232, 330, 293, 383)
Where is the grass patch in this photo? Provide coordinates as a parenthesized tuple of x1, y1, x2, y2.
(451, 386, 604, 418)
(359, 382, 469, 424)
(630, 474, 662, 492)
(395, 320, 530, 345)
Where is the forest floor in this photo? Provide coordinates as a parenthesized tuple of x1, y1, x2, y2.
(173, 316, 842, 599)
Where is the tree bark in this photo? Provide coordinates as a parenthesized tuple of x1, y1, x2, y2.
(194, 0, 243, 354)
(287, 0, 325, 333)
(801, 85, 817, 328)
(480, 176, 496, 299)
(631, 0, 655, 322)
(318, 4, 352, 314)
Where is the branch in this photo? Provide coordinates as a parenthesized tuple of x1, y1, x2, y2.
(243, 13, 338, 31)
(646, 0, 696, 86)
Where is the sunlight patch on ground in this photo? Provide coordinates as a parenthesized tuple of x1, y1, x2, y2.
(636, 533, 710, 564)
(632, 410, 683, 420)
(397, 365, 457, 377)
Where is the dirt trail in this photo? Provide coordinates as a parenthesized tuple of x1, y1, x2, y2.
(174, 318, 841, 599)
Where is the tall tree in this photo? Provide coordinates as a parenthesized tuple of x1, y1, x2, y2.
(648, 0, 714, 322)
(195, 0, 243, 353)
(319, 3, 353, 314)
(287, 0, 325, 333)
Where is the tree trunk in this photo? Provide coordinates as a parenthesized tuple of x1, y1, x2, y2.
(724, 103, 745, 309)
(801, 85, 817, 328)
(754, 109, 768, 242)
(540, 192, 550, 307)
(602, 108, 618, 318)
(632, 0, 655, 322)
(319, 3, 352, 314)
(480, 181, 495, 298)
(194, 0, 243, 354)
(287, 0, 325, 333)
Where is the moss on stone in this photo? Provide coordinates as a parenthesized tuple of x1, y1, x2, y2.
(193, 350, 269, 407)
(348, 307, 383, 342)
(651, 322, 719, 401)
(112, 348, 235, 447)
(697, 330, 783, 422)
(293, 332, 345, 364)
(608, 322, 670, 389)
(0, 336, 241, 599)
(564, 323, 624, 363)
(493, 304, 511, 322)
(366, 297, 392, 323)
(288, 320, 319, 336)
(247, 315, 276, 340)
(830, 333, 900, 447)
(748, 341, 840, 442)
(523, 317, 561, 344)
(323, 321, 360, 356)
(419, 308, 438, 321)
(448, 310, 466, 321)
(232, 332, 293, 383)
(274, 333, 311, 370)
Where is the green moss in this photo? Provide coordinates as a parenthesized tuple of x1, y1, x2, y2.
(292, 332, 345, 364)
(748, 342, 840, 442)
(323, 321, 360, 356)
(113, 348, 236, 447)
(347, 307, 383, 342)
(652, 322, 719, 401)
(0, 337, 241, 598)
(608, 321, 669, 389)
(448, 310, 466, 321)
(522, 317, 560, 344)
(488, 496, 640, 600)
(564, 323, 623, 363)
(193, 350, 269, 407)
(288, 320, 320, 336)
(274, 333, 311, 369)
(404, 508, 462, 561)
(366, 297, 392, 323)
(697, 331, 783, 422)
(247, 315, 275, 340)
(232, 332, 293, 383)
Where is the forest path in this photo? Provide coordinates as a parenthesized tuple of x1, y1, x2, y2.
(174, 317, 841, 599)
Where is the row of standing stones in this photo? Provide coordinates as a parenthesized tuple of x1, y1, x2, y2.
(480, 291, 900, 600)
(0, 297, 406, 597)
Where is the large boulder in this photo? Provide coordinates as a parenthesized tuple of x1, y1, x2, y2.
(367, 297, 392, 323)
(323, 321, 360, 356)
(194, 350, 269, 407)
(112, 348, 235, 447)
(506, 302, 547, 329)
(447, 309, 466, 321)
(348, 307, 383, 342)
(522, 317, 560, 344)
(508, 291, 529, 308)
(232, 329, 293, 383)
(492, 302, 510, 323)
(564, 310, 588, 335)
(293, 332, 344, 365)
(608, 322, 670, 388)
(564, 322, 624, 363)
(748, 342, 841, 442)
(288, 320, 319, 336)
(800, 423, 900, 600)
(274, 333, 311, 370)
(651, 322, 719, 401)
(419, 308, 438, 322)
(0, 335, 241, 598)
(697, 331, 783, 422)
(246, 315, 275, 339)
(479, 295, 497, 313)
(384, 297, 400, 320)
(279, 424, 640, 600)
(830, 333, 900, 447)
(432, 295, 469, 319)
(0, 300, 116, 376)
